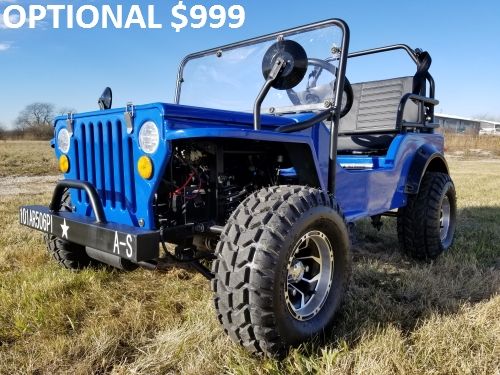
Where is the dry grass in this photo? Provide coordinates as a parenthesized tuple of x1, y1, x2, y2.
(0, 145, 499, 374)
(0, 136, 497, 177)
(0, 140, 58, 177)
(445, 133, 500, 157)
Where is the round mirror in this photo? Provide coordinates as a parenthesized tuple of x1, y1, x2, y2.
(262, 40, 308, 90)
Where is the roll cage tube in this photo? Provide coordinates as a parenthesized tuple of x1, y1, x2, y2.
(278, 44, 439, 141)
(346, 45, 440, 131)
(278, 44, 437, 133)
(174, 18, 351, 196)
(340, 44, 436, 99)
(174, 18, 349, 104)
(275, 20, 350, 195)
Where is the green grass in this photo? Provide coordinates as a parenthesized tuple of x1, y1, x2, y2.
(0, 140, 58, 177)
(0, 147, 499, 374)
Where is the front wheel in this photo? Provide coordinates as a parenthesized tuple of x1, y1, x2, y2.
(397, 172, 457, 259)
(211, 186, 351, 355)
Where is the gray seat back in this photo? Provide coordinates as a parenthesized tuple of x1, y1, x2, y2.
(340, 76, 419, 134)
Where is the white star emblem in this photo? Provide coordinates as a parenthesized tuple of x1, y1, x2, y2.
(61, 219, 69, 239)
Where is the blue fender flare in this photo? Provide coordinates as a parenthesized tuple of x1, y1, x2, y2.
(404, 144, 449, 194)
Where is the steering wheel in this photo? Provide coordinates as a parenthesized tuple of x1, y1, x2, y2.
(286, 58, 353, 118)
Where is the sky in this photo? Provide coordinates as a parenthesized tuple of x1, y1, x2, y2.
(0, 0, 499, 128)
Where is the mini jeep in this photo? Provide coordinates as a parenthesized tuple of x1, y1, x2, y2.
(20, 19, 457, 355)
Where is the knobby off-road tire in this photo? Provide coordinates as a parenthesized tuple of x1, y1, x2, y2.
(212, 186, 351, 356)
(43, 191, 93, 270)
(397, 172, 457, 260)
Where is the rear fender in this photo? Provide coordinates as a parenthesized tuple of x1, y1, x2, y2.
(405, 144, 449, 194)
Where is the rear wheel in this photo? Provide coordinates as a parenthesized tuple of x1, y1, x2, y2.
(212, 186, 351, 355)
(397, 172, 457, 259)
(44, 191, 93, 270)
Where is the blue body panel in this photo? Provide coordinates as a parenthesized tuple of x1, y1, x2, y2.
(53, 102, 444, 229)
(314, 123, 444, 221)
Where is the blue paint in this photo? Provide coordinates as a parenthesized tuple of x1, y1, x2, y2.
(279, 167, 298, 178)
(53, 102, 444, 229)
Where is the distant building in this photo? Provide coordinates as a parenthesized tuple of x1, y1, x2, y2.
(435, 114, 500, 135)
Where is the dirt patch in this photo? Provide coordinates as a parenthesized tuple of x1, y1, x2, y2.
(0, 175, 60, 197)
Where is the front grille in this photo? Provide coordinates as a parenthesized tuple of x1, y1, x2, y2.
(73, 119, 136, 213)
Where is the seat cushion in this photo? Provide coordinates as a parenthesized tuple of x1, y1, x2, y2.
(337, 134, 395, 154)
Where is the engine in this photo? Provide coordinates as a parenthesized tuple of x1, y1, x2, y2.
(154, 139, 298, 234)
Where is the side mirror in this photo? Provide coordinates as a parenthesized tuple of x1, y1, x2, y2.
(261, 40, 308, 90)
(254, 39, 308, 130)
(98, 87, 113, 110)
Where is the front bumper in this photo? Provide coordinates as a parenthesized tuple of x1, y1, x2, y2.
(19, 180, 159, 263)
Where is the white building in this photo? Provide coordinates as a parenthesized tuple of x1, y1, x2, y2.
(435, 114, 500, 135)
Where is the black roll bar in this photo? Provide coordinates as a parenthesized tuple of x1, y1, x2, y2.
(174, 18, 350, 195)
(344, 44, 436, 99)
(174, 22, 440, 196)
(277, 109, 332, 133)
(49, 180, 107, 224)
(175, 18, 349, 105)
(397, 94, 440, 129)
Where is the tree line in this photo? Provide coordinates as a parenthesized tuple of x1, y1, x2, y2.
(1, 103, 500, 141)
(0, 103, 75, 140)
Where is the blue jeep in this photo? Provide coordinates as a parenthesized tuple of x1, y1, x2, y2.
(19, 19, 456, 355)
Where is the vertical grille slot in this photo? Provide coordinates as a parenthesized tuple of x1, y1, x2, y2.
(74, 137, 82, 203)
(115, 120, 126, 209)
(127, 138, 137, 212)
(104, 121, 115, 208)
(72, 117, 137, 219)
(87, 123, 96, 188)
(80, 124, 89, 204)
(94, 122, 105, 206)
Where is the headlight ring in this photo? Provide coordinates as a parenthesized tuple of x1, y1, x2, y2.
(57, 128, 71, 154)
(138, 121, 159, 154)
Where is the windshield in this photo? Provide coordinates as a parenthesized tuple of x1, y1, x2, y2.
(176, 20, 345, 114)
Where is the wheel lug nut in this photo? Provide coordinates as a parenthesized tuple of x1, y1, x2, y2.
(305, 266, 309, 272)
(292, 289, 297, 296)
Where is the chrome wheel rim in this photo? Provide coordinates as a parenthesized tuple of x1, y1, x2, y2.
(285, 230, 334, 321)
(440, 196, 451, 242)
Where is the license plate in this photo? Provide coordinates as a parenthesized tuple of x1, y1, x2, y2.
(19, 205, 159, 262)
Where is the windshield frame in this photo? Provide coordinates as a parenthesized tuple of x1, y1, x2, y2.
(174, 18, 350, 111)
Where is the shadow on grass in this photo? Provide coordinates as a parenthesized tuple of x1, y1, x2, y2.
(324, 206, 500, 349)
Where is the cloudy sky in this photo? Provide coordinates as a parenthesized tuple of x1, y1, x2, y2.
(1, 0, 499, 128)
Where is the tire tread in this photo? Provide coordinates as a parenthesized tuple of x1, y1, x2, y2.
(211, 185, 347, 355)
(397, 172, 456, 259)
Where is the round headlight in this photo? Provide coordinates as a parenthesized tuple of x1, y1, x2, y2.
(139, 121, 159, 154)
(57, 128, 70, 154)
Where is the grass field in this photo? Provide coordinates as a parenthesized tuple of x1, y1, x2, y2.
(0, 141, 498, 374)
(445, 133, 500, 157)
(0, 141, 58, 177)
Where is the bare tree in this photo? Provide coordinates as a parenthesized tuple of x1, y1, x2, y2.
(57, 107, 78, 116)
(474, 113, 500, 122)
(15, 102, 55, 139)
(0, 122, 5, 141)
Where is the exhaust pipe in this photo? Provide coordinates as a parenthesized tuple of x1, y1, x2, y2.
(85, 247, 138, 271)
